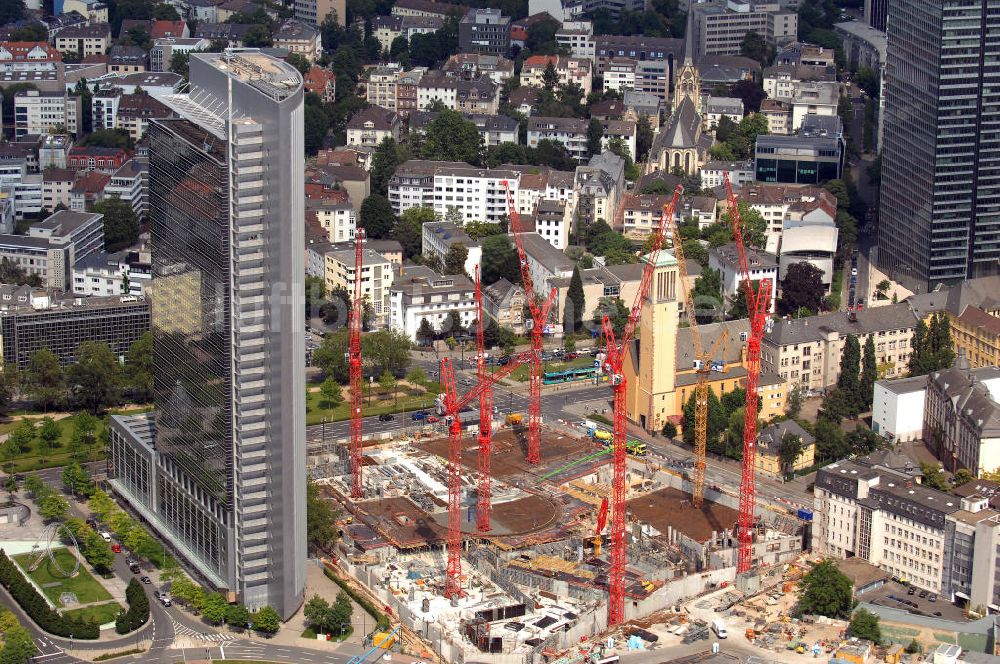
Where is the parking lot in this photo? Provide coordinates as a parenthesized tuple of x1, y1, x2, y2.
(862, 581, 968, 622)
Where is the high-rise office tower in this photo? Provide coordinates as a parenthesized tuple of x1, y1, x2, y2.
(107, 51, 306, 618)
(877, 1, 1000, 293)
(864, 0, 888, 31)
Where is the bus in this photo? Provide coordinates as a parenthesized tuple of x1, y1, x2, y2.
(542, 366, 599, 384)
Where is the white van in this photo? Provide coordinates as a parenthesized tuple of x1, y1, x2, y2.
(100, 531, 112, 542)
(711, 619, 727, 639)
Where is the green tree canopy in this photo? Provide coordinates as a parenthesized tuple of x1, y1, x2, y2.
(359, 194, 396, 239)
(25, 347, 64, 410)
(480, 234, 520, 284)
(798, 559, 853, 618)
(443, 242, 469, 275)
(67, 341, 121, 413)
(779, 261, 825, 315)
(417, 108, 482, 164)
(564, 265, 585, 333)
(92, 197, 140, 252)
(848, 608, 881, 643)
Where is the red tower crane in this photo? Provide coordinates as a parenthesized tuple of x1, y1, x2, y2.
(502, 182, 556, 465)
(438, 350, 536, 598)
(474, 267, 494, 532)
(601, 185, 683, 626)
(349, 228, 365, 499)
(723, 172, 772, 574)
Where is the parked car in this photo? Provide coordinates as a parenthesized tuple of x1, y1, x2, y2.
(378, 414, 394, 422)
(112, 544, 122, 553)
(140, 576, 152, 584)
(155, 591, 171, 607)
(85, 518, 98, 528)
(427, 415, 440, 423)
(907, 587, 916, 595)
(498, 356, 511, 366)
(919, 590, 928, 598)
(565, 352, 578, 360)
(929, 594, 937, 603)
(412, 411, 428, 421)
(129, 562, 141, 574)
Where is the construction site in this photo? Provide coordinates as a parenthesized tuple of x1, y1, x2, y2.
(308, 175, 816, 663)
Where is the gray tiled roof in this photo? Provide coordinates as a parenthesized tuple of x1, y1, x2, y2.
(765, 303, 918, 347)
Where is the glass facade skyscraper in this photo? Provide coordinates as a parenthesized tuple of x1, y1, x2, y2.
(877, 0, 1000, 293)
(108, 51, 306, 619)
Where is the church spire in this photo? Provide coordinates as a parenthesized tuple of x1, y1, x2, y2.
(673, 8, 700, 110)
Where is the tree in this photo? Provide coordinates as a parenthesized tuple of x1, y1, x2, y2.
(778, 433, 803, 474)
(378, 369, 395, 401)
(304, 595, 334, 633)
(67, 342, 121, 413)
(286, 52, 311, 75)
(729, 79, 766, 114)
(739, 30, 772, 67)
(860, 335, 877, 411)
(364, 329, 412, 377)
(201, 592, 229, 625)
(252, 606, 281, 633)
(69, 413, 99, 463)
(954, 468, 974, 487)
(416, 318, 436, 346)
(779, 262, 825, 315)
(225, 603, 250, 629)
(359, 194, 396, 239)
(681, 388, 728, 448)
(542, 61, 559, 90)
(306, 478, 339, 553)
(0, 364, 17, 418)
(8, 422, 34, 455)
(920, 462, 949, 491)
(848, 608, 881, 644)
(25, 347, 64, 410)
(0, 257, 41, 288)
(124, 332, 153, 401)
(38, 492, 69, 522)
(62, 462, 94, 498)
(443, 243, 469, 275)
(480, 235, 521, 284)
(319, 377, 342, 408)
(0, 625, 38, 664)
(0, 0, 26, 25)
(636, 114, 655, 162)
(303, 104, 330, 154)
(564, 265, 585, 334)
(586, 118, 603, 157)
(815, 417, 848, 462)
(691, 267, 723, 324)
(593, 296, 630, 338)
(786, 385, 805, 419)
(406, 366, 427, 385)
(875, 279, 891, 300)
(92, 197, 140, 252)
(394, 206, 434, 259)
(80, 128, 133, 150)
(798, 559, 853, 618)
(370, 137, 400, 197)
(418, 108, 482, 164)
(243, 24, 273, 47)
(88, 489, 117, 522)
(312, 328, 349, 382)
(837, 335, 862, 415)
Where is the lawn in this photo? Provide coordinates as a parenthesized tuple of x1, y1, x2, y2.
(306, 385, 439, 426)
(1, 407, 150, 474)
(13, 548, 113, 606)
(63, 601, 123, 625)
(507, 356, 597, 382)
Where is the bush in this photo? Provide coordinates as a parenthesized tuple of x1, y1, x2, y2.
(114, 578, 149, 634)
(0, 550, 99, 639)
(323, 565, 390, 630)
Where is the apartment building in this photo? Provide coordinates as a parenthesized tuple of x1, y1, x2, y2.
(603, 57, 636, 92)
(345, 106, 400, 148)
(441, 53, 514, 85)
(0, 234, 74, 289)
(700, 160, 754, 189)
(13, 90, 81, 137)
(791, 80, 839, 132)
(704, 97, 744, 129)
(391, 0, 461, 19)
(709, 243, 778, 313)
(303, 65, 336, 102)
(574, 151, 625, 226)
(691, 1, 797, 59)
(408, 111, 518, 147)
(761, 99, 792, 135)
(273, 20, 321, 61)
(29, 209, 104, 263)
(555, 21, 595, 59)
(520, 55, 593, 96)
(592, 35, 683, 78)
(421, 221, 482, 276)
(533, 199, 571, 250)
(42, 168, 74, 211)
(293, 0, 345, 26)
(905, 277, 1000, 371)
(72, 249, 150, 296)
(512, 166, 575, 217)
(620, 193, 676, 239)
(762, 303, 918, 390)
(924, 360, 1000, 476)
(763, 63, 837, 102)
(872, 375, 928, 443)
(518, 230, 574, 296)
(367, 63, 403, 110)
(0, 41, 63, 74)
(103, 159, 148, 218)
(107, 45, 146, 73)
(739, 182, 838, 237)
(482, 277, 525, 333)
(458, 8, 510, 56)
(307, 199, 356, 243)
(416, 70, 498, 114)
(387, 159, 464, 214)
(389, 264, 477, 340)
(149, 38, 210, 72)
(432, 166, 518, 224)
(116, 94, 173, 140)
(527, 117, 636, 163)
(54, 23, 112, 57)
(323, 247, 394, 325)
(67, 146, 130, 173)
(69, 171, 110, 211)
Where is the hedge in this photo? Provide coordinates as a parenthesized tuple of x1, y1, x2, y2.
(0, 550, 99, 639)
(323, 566, 390, 630)
(114, 578, 149, 634)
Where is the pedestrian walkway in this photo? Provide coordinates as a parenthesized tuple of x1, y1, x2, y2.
(172, 620, 235, 643)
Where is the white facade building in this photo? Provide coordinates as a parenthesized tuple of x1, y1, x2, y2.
(709, 243, 778, 313)
(872, 376, 927, 443)
(431, 167, 519, 225)
(421, 221, 481, 276)
(389, 265, 477, 341)
(14, 91, 81, 137)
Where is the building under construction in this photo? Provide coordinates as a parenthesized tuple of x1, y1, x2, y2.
(312, 416, 805, 662)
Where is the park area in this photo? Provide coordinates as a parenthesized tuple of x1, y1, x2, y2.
(305, 375, 442, 425)
(13, 548, 113, 607)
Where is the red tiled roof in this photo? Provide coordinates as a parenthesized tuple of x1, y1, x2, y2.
(0, 41, 62, 61)
(150, 20, 187, 39)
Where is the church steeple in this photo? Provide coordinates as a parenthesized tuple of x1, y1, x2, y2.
(673, 9, 700, 110)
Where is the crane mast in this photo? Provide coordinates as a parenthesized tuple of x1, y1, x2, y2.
(349, 228, 365, 499)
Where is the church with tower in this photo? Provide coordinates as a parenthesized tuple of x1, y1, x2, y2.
(647, 13, 713, 176)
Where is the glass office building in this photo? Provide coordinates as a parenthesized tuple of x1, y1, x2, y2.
(877, 0, 1000, 293)
(109, 51, 306, 619)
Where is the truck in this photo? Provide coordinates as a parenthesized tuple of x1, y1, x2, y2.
(711, 619, 727, 639)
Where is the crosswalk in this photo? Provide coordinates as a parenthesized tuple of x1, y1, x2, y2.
(172, 620, 236, 644)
